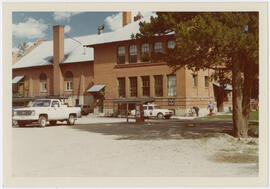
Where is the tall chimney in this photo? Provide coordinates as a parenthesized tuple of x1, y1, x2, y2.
(122, 12, 132, 27)
(53, 25, 64, 96)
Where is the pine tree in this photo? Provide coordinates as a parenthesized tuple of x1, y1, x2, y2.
(136, 12, 258, 138)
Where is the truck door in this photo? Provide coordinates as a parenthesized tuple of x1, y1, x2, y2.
(50, 100, 61, 120)
(148, 105, 154, 117)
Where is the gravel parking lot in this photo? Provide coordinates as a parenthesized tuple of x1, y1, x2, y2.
(12, 116, 258, 177)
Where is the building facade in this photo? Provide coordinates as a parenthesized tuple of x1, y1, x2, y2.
(12, 12, 232, 115)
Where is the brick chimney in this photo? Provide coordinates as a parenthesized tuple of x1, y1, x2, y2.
(53, 25, 64, 96)
(122, 12, 132, 27)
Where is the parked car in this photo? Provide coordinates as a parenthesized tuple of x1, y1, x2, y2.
(12, 99, 81, 127)
(75, 104, 92, 115)
(131, 103, 174, 119)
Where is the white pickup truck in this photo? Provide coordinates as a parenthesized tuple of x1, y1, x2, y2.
(12, 99, 81, 127)
(131, 104, 174, 119)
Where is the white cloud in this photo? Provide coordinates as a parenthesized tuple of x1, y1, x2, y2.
(12, 18, 48, 39)
(104, 12, 156, 32)
(53, 12, 82, 22)
(64, 25, 71, 33)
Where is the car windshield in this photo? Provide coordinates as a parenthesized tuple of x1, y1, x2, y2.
(32, 100, 51, 107)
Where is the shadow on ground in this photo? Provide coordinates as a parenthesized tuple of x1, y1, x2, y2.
(69, 119, 243, 140)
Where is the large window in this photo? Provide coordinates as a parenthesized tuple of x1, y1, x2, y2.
(64, 71, 73, 91)
(117, 46, 125, 64)
(118, 78, 126, 98)
(154, 42, 163, 53)
(167, 39, 176, 49)
(141, 76, 150, 97)
(154, 75, 163, 97)
(39, 72, 47, 93)
(204, 76, 209, 88)
(129, 77, 137, 97)
(141, 43, 150, 62)
(192, 74, 197, 87)
(129, 44, 137, 63)
(168, 75, 176, 96)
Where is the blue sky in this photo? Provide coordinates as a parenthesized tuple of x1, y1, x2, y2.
(12, 11, 124, 51)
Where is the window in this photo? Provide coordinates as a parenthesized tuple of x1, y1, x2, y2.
(192, 74, 197, 87)
(141, 43, 150, 62)
(129, 77, 137, 97)
(204, 76, 209, 88)
(154, 75, 163, 97)
(64, 71, 73, 91)
(167, 39, 176, 49)
(168, 75, 176, 96)
(118, 78, 126, 98)
(141, 76, 150, 97)
(129, 44, 137, 63)
(39, 72, 47, 93)
(51, 101, 60, 107)
(117, 46, 125, 64)
(154, 42, 163, 53)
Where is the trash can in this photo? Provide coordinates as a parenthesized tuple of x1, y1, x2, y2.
(135, 104, 144, 123)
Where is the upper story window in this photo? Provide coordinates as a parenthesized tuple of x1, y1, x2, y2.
(64, 71, 73, 91)
(141, 43, 150, 62)
(167, 39, 176, 49)
(39, 72, 47, 93)
(168, 75, 176, 96)
(204, 76, 209, 88)
(154, 42, 163, 53)
(118, 78, 126, 98)
(117, 46, 125, 64)
(129, 44, 137, 63)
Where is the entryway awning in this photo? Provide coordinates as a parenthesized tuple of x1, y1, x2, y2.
(213, 83, 232, 90)
(12, 75, 24, 84)
(87, 85, 105, 92)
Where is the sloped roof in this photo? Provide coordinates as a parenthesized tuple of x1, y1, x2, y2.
(12, 12, 156, 69)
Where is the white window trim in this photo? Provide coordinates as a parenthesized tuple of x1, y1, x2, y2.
(65, 80, 73, 91)
(40, 81, 47, 93)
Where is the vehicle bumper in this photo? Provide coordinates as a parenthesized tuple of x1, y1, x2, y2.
(13, 115, 38, 121)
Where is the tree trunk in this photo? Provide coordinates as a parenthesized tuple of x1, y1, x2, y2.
(232, 59, 248, 138)
(217, 88, 225, 112)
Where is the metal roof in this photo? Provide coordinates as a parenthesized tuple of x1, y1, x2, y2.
(12, 75, 24, 84)
(114, 98, 155, 104)
(87, 85, 105, 92)
(213, 83, 232, 90)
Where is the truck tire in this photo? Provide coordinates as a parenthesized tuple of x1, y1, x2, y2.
(17, 121, 26, 127)
(39, 116, 47, 127)
(68, 114, 75, 125)
(157, 113, 164, 119)
(49, 121, 57, 125)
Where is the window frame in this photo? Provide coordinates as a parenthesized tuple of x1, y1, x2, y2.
(154, 41, 163, 53)
(141, 43, 150, 62)
(141, 76, 150, 97)
(118, 77, 126, 98)
(129, 44, 137, 63)
(117, 45, 126, 64)
(192, 74, 198, 88)
(204, 76, 209, 88)
(129, 77, 138, 97)
(154, 75, 163, 97)
(167, 74, 176, 96)
(167, 39, 176, 49)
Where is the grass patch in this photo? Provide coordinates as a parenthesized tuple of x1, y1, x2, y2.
(197, 111, 258, 121)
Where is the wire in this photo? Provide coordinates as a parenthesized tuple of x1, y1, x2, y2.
(64, 33, 83, 45)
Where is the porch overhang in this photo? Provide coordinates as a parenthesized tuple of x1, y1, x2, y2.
(87, 85, 105, 93)
(12, 75, 24, 84)
(213, 83, 232, 91)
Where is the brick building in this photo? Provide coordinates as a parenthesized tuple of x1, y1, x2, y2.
(12, 12, 232, 115)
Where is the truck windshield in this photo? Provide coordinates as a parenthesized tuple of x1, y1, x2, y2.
(32, 100, 51, 107)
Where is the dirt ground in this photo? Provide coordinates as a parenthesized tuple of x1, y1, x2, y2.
(12, 117, 258, 177)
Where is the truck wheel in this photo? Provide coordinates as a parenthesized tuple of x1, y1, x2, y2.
(39, 116, 47, 127)
(68, 115, 75, 125)
(157, 113, 164, 119)
(17, 121, 26, 127)
(49, 121, 57, 125)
